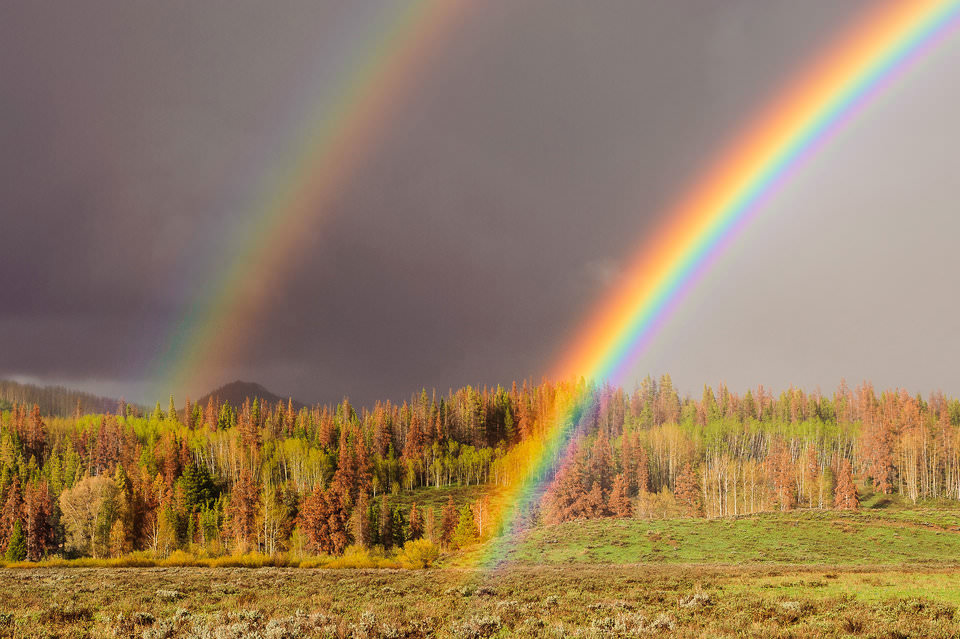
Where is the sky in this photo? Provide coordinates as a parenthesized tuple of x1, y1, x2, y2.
(2, 0, 959, 407)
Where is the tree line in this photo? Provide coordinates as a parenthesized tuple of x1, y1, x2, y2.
(0, 376, 957, 561)
(0, 379, 131, 418)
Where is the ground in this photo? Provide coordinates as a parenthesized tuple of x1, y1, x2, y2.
(5, 499, 960, 637)
(6, 564, 960, 637)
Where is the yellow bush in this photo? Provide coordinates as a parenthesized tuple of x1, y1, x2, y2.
(324, 545, 384, 569)
(395, 539, 440, 569)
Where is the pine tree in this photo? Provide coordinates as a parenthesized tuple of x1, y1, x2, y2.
(440, 496, 457, 548)
(451, 505, 478, 549)
(228, 468, 259, 551)
(356, 433, 372, 496)
(27, 404, 47, 462)
(299, 485, 331, 554)
(332, 425, 358, 505)
(408, 502, 423, 541)
(326, 489, 349, 555)
(403, 413, 424, 464)
(392, 505, 406, 548)
(349, 492, 372, 548)
(217, 403, 235, 431)
(609, 474, 632, 517)
(205, 397, 217, 431)
(5, 521, 26, 561)
(675, 462, 703, 517)
(379, 496, 393, 550)
(168, 395, 178, 425)
(23, 481, 53, 561)
(577, 482, 609, 518)
(543, 449, 589, 523)
(589, 429, 613, 495)
(424, 507, 436, 544)
(1, 476, 24, 551)
(772, 442, 796, 511)
(834, 458, 859, 510)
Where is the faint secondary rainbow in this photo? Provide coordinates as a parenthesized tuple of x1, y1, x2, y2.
(477, 0, 960, 567)
(151, 0, 468, 400)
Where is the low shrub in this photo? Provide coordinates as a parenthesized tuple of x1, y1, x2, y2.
(395, 539, 440, 569)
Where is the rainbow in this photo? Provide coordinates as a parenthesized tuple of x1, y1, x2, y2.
(151, 0, 468, 399)
(477, 0, 960, 567)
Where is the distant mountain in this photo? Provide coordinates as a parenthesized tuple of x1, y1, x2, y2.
(0, 379, 133, 417)
(195, 381, 306, 411)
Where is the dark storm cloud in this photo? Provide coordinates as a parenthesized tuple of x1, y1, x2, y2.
(6, 0, 957, 405)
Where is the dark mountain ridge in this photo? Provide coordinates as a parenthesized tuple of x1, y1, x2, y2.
(195, 380, 306, 411)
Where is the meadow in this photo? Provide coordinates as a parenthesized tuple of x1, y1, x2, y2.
(6, 504, 960, 638)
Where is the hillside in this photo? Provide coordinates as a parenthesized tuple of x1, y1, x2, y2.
(479, 506, 960, 566)
(195, 380, 306, 411)
(0, 379, 129, 417)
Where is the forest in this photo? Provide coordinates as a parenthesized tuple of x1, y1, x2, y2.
(0, 375, 957, 563)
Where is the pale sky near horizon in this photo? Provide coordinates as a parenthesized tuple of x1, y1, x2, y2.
(2, 1, 959, 406)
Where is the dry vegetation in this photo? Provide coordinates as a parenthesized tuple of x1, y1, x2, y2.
(6, 564, 960, 638)
(6, 506, 960, 638)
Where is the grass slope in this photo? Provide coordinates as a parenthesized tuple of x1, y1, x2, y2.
(500, 508, 960, 565)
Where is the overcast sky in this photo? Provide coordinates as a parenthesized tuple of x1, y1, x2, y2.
(2, 1, 959, 406)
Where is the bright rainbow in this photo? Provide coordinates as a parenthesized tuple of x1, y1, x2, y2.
(151, 0, 468, 399)
(478, 0, 960, 566)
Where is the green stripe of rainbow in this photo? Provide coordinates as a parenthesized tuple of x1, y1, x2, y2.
(152, 0, 468, 398)
(478, 0, 960, 567)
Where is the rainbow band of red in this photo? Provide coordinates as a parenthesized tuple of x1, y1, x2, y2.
(480, 0, 960, 567)
(152, 1, 469, 397)
(554, 0, 960, 386)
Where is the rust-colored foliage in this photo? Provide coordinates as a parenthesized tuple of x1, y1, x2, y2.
(609, 473, 632, 517)
(834, 458, 859, 510)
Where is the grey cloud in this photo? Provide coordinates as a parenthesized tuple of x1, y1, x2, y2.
(5, 0, 958, 405)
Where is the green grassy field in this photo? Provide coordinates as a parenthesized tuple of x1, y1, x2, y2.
(6, 503, 960, 637)
(490, 507, 960, 565)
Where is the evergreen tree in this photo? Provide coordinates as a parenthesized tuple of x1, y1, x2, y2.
(440, 497, 457, 549)
(834, 458, 859, 510)
(609, 473, 632, 517)
(1, 476, 24, 550)
(181, 464, 217, 512)
(451, 505, 477, 549)
(350, 492, 372, 548)
(325, 489, 349, 554)
(675, 462, 703, 517)
(23, 481, 53, 560)
(228, 468, 259, 551)
(424, 507, 436, 544)
(379, 496, 393, 550)
(298, 485, 330, 554)
(408, 502, 423, 541)
(168, 395, 178, 424)
(392, 505, 406, 548)
(5, 520, 26, 561)
(636, 445, 650, 494)
(543, 449, 588, 524)
(589, 429, 613, 495)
